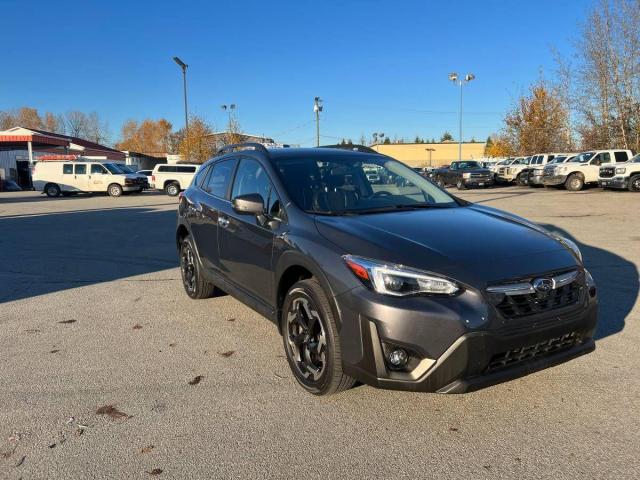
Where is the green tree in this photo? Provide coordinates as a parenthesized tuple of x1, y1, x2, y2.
(440, 131, 454, 142)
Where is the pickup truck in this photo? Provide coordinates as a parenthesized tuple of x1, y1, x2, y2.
(432, 161, 494, 190)
(598, 153, 640, 192)
(496, 156, 530, 184)
(527, 154, 576, 186)
(542, 149, 633, 191)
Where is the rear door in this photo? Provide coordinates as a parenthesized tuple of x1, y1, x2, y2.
(217, 157, 285, 305)
(193, 158, 238, 272)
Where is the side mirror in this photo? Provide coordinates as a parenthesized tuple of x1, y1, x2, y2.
(232, 193, 265, 215)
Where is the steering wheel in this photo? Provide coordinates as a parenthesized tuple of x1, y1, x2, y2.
(373, 190, 392, 197)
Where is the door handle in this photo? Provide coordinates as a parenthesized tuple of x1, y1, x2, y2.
(218, 217, 230, 228)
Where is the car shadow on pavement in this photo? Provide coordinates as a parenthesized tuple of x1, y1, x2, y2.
(0, 206, 179, 304)
(539, 223, 639, 341)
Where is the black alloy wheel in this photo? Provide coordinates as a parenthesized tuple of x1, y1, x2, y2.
(180, 237, 215, 299)
(281, 278, 355, 395)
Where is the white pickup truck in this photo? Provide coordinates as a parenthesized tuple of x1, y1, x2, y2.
(496, 156, 530, 184)
(542, 149, 633, 191)
(526, 153, 576, 187)
(598, 153, 640, 192)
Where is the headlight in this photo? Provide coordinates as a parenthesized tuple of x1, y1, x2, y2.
(616, 167, 626, 174)
(550, 235, 582, 262)
(343, 255, 459, 296)
(462, 172, 471, 179)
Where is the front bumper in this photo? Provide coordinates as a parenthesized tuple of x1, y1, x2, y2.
(542, 174, 568, 186)
(336, 276, 597, 393)
(462, 178, 494, 187)
(497, 174, 515, 182)
(529, 173, 545, 185)
(598, 177, 628, 189)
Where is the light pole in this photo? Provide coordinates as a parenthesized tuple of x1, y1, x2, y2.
(313, 97, 323, 147)
(425, 147, 435, 167)
(448, 72, 475, 161)
(221, 104, 237, 127)
(173, 57, 189, 136)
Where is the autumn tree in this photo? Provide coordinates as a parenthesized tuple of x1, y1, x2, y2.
(485, 133, 514, 157)
(502, 79, 571, 154)
(43, 112, 65, 134)
(177, 115, 216, 164)
(116, 119, 173, 153)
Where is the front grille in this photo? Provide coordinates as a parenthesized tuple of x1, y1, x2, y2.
(498, 167, 507, 174)
(493, 281, 582, 319)
(599, 167, 615, 178)
(542, 167, 555, 177)
(486, 331, 580, 372)
(469, 172, 490, 178)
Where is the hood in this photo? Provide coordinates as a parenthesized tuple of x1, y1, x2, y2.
(315, 205, 579, 287)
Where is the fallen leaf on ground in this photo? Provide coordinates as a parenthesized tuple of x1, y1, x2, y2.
(169, 343, 176, 347)
(74, 429, 84, 437)
(449, 427, 459, 432)
(132, 324, 143, 330)
(188, 375, 204, 385)
(25, 329, 41, 334)
(58, 319, 76, 324)
(95, 405, 130, 420)
(16, 455, 26, 467)
(274, 373, 286, 379)
(226, 318, 236, 322)
(50, 349, 60, 354)
(146, 468, 163, 475)
(140, 445, 154, 454)
(48, 443, 56, 449)
(483, 465, 491, 470)
(218, 350, 235, 357)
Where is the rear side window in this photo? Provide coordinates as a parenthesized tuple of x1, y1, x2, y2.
(63, 164, 73, 174)
(614, 151, 629, 163)
(193, 165, 210, 188)
(75, 164, 86, 174)
(204, 159, 237, 198)
(158, 165, 177, 173)
(177, 166, 197, 173)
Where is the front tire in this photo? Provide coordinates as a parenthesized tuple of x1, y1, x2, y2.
(108, 183, 123, 197)
(456, 179, 466, 190)
(565, 173, 584, 191)
(179, 236, 215, 299)
(281, 278, 355, 396)
(629, 175, 640, 192)
(165, 182, 180, 196)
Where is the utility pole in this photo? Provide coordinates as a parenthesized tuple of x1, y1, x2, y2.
(425, 147, 435, 167)
(314, 97, 323, 147)
(448, 72, 475, 161)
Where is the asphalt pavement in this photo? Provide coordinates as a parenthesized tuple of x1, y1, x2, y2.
(1, 187, 638, 479)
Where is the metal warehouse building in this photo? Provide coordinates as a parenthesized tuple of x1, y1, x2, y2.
(0, 126, 126, 189)
(372, 141, 487, 167)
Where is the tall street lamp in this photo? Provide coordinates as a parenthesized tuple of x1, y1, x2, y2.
(448, 72, 475, 161)
(221, 104, 237, 127)
(173, 57, 189, 136)
(313, 97, 323, 147)
(425, 147, 435, 167)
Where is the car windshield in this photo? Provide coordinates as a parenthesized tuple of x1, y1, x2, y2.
(103, 163, 123, 174)
(272, 154, 459, 215)
(629, 153, 640, 163)
(455, 161, 480, 169)
(118, 165, 134, 173)
(549, 156, 567, 164)
(570, 152, 594, 163)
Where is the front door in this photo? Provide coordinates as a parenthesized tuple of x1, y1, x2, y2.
(73, 163, 90, 191)
(218, 158, 284, 305)
(89, 163, 109, 191)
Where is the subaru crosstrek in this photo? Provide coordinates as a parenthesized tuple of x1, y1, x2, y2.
(176, 143, 598, 395)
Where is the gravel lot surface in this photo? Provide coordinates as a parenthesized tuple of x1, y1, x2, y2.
(1, 187, 638, 479)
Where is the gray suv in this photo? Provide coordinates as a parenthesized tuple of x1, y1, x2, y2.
(176, 144, 598, 396)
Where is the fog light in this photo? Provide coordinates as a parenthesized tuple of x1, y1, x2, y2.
(388, 348, 408, 368)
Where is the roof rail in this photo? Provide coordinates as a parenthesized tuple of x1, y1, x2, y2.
(320, 144, 382, 154)
(216, 142, 270, 157)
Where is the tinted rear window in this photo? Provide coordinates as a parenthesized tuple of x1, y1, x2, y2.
(158, 165, 176, 172)
(177, 166, 197, 173)
(63, 164, 73, 174)
(614, 151, 629, 163)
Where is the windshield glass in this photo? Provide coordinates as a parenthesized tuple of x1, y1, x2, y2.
(103, 163, 124, 174)
(629, 153, 640, 163)
(117, 165, 134, 173)
(272, 155, 459, 215)
(549, 156, 567, 164)
(570, 152, 594, 163)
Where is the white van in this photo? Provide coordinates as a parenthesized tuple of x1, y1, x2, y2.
(32, 160, 143, 197)
(150, 164, 200, 196)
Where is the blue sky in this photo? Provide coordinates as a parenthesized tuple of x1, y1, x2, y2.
(0, 0, 590, 146)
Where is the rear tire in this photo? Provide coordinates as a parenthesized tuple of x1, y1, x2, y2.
(565, 173, 584, 191)
(45, 183, 61, 198)
(165, 182, 180, 196)
(180, 236, 216, 299)
(281, 278, 355, 396)
(516, 173, 527, 186)
(108, 183, 123, 197)
(629, 175, 640, 192)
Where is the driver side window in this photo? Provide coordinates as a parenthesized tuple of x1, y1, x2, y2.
(232, 159, 282, 217)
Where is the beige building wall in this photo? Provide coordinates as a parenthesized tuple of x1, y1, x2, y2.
(372, 142, 487, 167)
